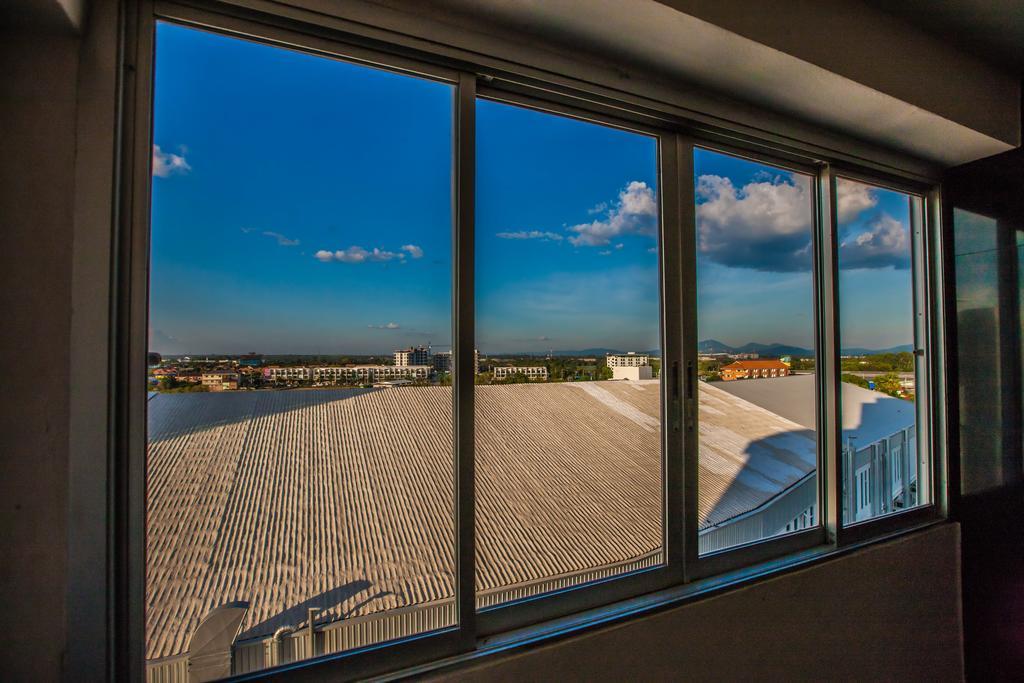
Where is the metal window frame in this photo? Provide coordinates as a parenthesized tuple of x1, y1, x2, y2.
(110, 0, 951, 680)
(828, 169, 948, 546)
(469, 88, 686, 635)
(682, 140, 829, 581)
(128, 4, 474, 681)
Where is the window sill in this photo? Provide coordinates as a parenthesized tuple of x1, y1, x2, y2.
(381, 517, 949, 681)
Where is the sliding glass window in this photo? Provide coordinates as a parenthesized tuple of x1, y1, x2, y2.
(474, 99, 665, 608)
(145, 23, 456, 678)
(692, 148, 819, 555)
(132, 9, 946, 679)
(835, 178, 930, 524)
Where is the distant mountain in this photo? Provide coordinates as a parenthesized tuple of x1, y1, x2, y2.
(840, 344, 914, 356)
(697, 339, 734, 354)
(487, 348, 662, 358)
(699, 340, 912, 357)
(699, 340, 813, 357)
(735, 342, 814, 357)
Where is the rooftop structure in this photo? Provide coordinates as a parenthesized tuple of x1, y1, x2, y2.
(145, 380, 816, 677)
(612, 366, 652, 381)
(715, 374, 919, 521)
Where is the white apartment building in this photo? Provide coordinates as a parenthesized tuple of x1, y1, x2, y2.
(607, 352, 650, 368)
(264, 366, 311, 382)
(314, 365, 431, 382)
(493, 366, 548, 380)
(394, 346, 430, 366)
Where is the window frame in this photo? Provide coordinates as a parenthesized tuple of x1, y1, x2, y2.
(683, 139, 829, 580)
(131, 4, 473, 679)
(110, 1, 950, 680)
(469, 87, 685, 636)
(828, 168, 948, 546)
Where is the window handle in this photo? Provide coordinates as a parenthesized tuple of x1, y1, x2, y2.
(670, 361, 681, 433)
(684, 360, 696, 432)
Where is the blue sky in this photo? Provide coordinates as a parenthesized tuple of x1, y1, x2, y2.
(695, 150, 916, 351)
(149, 22, 915, 356)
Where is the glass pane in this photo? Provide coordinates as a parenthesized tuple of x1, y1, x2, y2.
(146, 24, 455, 678)
(693, 148, 818, 555)
(953, 208, 1023, 493)
(475, 99, 663, 608)
(836, 178, 928, 524)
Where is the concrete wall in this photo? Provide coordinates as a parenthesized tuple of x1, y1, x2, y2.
(434, 524, 963, 682)
(0, 25, 80, 683)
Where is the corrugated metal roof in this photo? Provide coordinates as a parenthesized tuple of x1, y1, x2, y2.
(713, 374, 915, 445)
(145, 380, 813, 660)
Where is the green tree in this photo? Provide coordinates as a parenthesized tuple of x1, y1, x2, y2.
(874, 372, 903, 397)
(841, 373, 870, 389)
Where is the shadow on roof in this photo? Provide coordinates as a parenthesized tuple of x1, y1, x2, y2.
(237, 579, 393, 641)
(701, 426, 818, 530)
(147, 388, 379, 444)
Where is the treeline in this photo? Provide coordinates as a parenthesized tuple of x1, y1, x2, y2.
(841, 352, 914, 372)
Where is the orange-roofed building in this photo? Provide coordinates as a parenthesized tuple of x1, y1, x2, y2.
(720, 359, 791, 381)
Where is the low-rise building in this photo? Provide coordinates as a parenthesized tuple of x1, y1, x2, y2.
(201, 371, 240, 391)
(314, 365, 430, 383)
(264, 366, 311, 382)
(720, 359, 790, 381)
(493, 366, 548, 380)
(612, 366, 653, 381)
(607, 352, 649, 367)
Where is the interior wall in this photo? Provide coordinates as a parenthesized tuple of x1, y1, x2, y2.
(0, 26, 80, 683)
(432, 524, 963, 682)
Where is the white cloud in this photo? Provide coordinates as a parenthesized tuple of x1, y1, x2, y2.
(367, 322, 401, 330)
(262, 231, 299, 246)
(401, 244, 424, 259)
(839, 214, 910, 270)
(647, 247, 658, 254)
(695, 172, 906, 272)
(587, 201, 608, 215)
(836, 180, 878, 222)
(598, 250, 612, 256)
(568, 181, 658, 247)
(695, 174, 813, 272)
(614, 243, 624, 250)
(152, 144, 191, 177)
(496, 230, 564, 241)
(315, 246, 406, 263)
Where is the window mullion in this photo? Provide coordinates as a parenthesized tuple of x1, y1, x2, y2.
(661, 131, 688, 581)
(677, 133, 700, 577)
(453, 71, 477, 649)
(817, 163, 842, 543)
